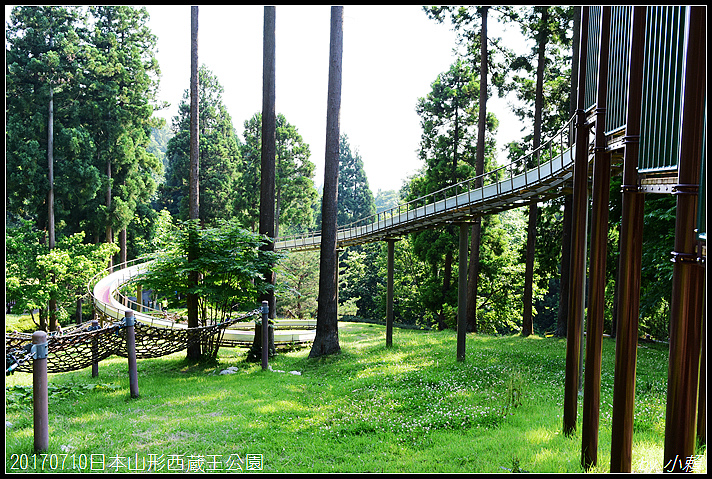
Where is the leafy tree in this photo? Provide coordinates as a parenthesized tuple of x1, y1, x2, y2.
(238, 113, 318, 235)
(6, 220, 118, 330)
(159, 65, 242, 226)
(500, 6, 574, 335)
(374, 189, 400, 213)
(408, 57, 499, 329)
(277, 251, 320, 319)
(135, 220, 282, 358)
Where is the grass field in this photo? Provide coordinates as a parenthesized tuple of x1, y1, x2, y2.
(5, 320, 706, 473)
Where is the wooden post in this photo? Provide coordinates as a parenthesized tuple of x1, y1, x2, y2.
(608, 6, 646, 473)
(91, 319, 100, 377)
(136, 284, 142, 313)
(32, 331, 49, 453)
(125, 310, 139, 398)
(261, 301, 270, 370)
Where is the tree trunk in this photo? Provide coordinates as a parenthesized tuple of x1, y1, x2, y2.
(557, 6, 580, 337)
(467, 6, 488, 333)
(522, 7, 549, 337)
(186, 5, 201, 359)
(120, 227, 127, 266)
(310, 6, 343, 358)
(48, 84, 58, 332)
(259, 6, 277, 318)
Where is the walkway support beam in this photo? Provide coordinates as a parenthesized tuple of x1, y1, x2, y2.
(457, 223, 468, 361)
(564, 5, 590, 437)
(385, 239, 397, 348)
(609, 6, 646, 473)
(582, 6, 612, 469)
(664, 6, 706, 471)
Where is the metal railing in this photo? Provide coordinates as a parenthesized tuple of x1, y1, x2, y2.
(276, 114, 576, 251)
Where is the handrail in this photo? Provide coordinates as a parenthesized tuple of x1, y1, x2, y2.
(276, 114, 576, 251)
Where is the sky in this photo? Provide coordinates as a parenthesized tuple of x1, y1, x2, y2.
(144, 5, 529, 195)
(6, 5, 529, 195)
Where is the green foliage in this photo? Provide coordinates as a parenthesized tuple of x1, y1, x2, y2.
(5, 325, 684, 473)
(5, 383, 121, 409)
(136, 219, 283, 323)
(159, 65, 242, 225)
(6, 5, 162, 243)
(5, 219, 119, 326)
(277, 251, 320, 318)
(336, 134, 376, 227)
(237, 112, 317, 234)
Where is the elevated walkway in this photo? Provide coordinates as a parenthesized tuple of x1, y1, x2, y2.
(276, 117, 577, 251)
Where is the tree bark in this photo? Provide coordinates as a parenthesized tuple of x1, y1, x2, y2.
(259, 6, 277, 318)
(48, 84, 58, 332)
(522, 7, 549, 337)
(310, 6, 343, 358)
(186, 5, 201, 359)
(466, 6, 488, 333)
(556, 6, 580, 338)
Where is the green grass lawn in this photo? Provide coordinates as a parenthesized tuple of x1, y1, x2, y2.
(5, 321, 706, 473)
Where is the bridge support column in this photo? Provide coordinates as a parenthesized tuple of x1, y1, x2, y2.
(457, 223, 468, 361)
(608, 6, 646, 473)
(385, 239, 398, 348)
(664, 7, 706, 471)
(564, 5, 591, 437)
(582, 5, 611, 470)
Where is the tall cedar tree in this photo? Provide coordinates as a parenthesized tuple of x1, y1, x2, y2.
(310, 6, 343, 358)
(88, 6, 162, 266)
(187, 5, 201, 359)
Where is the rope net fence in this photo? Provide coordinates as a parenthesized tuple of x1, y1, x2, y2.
(6, 310, 260, 374)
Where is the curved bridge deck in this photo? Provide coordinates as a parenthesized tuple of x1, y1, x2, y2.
(91, 263, 316, 346)
(276, 118, 577, 251)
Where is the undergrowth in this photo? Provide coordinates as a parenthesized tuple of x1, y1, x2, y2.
(5, 322, 704, 473)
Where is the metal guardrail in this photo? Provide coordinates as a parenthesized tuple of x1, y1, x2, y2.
(276, 115, 576, 252)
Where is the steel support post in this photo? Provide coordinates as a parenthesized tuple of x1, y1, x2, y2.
(609, 6, 646, 473)
(581, 7, 611, 468)
(457, 223, 468, 361)
(664, 7, 706, 471)
(564, 5, 591, 437)
(386, 239, 396, 348)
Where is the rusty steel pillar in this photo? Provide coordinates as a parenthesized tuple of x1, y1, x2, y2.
(608, 6, 647, 473)
(564, 5, 591, 437)
(457, 223, 468, 362)
(581, 5, 612, 468)
(664, 6, 706, 472)
(386, 239, 398, 348)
